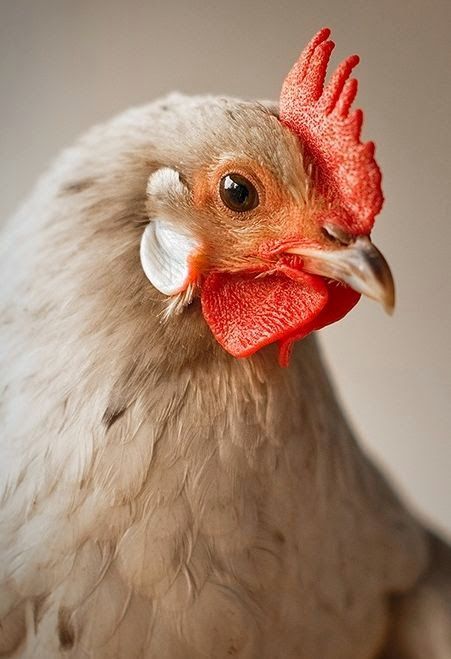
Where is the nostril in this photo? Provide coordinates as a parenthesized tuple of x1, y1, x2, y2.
(322, 224, 352, 246)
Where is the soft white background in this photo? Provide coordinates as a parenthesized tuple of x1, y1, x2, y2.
(1, 0, 450, 535)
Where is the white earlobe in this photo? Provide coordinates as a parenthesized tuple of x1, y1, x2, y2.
(140, 219, 199, 296)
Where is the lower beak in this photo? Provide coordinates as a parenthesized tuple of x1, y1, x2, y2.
(286, 236, 395, 313)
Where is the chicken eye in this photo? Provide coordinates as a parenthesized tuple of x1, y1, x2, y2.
(219, 173, 259, 212)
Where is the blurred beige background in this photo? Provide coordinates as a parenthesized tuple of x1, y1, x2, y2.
(1, 0, 450, 535)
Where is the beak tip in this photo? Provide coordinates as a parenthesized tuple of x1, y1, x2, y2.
(384, 300, 395, 316)
(381, 271, 396, 316)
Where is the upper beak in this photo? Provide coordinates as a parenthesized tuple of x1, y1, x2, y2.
(286, 235, 395, 314)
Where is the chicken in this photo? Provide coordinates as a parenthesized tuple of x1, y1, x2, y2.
(0, 28, 450, 659)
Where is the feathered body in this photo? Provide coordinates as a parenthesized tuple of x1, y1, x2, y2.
(0, 91, 450, 658)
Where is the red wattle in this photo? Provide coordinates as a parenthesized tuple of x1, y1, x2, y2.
(200, 270, 329, 359)
(277, 281, 360, 366)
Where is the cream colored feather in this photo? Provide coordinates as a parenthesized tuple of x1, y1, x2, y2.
(1, 94, 450, 658)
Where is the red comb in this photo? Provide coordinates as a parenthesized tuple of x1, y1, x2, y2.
(279, 28, 383, 234)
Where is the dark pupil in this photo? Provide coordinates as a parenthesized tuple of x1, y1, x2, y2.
(224, 176, 249, 206)
(220, 173, 258, 212)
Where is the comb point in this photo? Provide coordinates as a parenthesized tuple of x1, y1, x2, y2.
(316, 27, 331, 42)
(279, 29, 383, 234)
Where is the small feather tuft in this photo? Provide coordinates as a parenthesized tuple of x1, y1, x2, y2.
(160, 283, 197, 321)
